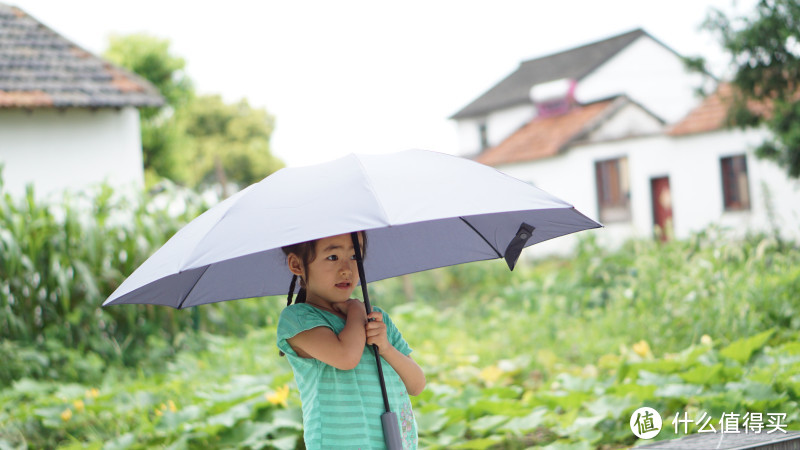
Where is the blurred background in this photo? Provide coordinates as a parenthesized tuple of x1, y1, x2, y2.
(1, 0, 799, 448)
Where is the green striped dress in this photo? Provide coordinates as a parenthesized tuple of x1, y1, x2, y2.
(277, 304, 418, 449)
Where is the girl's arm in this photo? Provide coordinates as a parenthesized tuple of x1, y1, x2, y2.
(287, 299, 368, 370)
(366, 311, 427, 396)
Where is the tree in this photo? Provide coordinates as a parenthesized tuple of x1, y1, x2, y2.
(178, 95, 283, 194)
(703, 0, 800, 178)
(104, 34, 194, 184)
(103, 34, 283, 190)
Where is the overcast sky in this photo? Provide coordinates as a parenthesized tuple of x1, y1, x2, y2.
(11, 0, 755, 168)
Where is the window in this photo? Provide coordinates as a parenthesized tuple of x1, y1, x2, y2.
(478, 122, 489, 151)
(595, 157, 631, 222)
(720, 155, 750, 211)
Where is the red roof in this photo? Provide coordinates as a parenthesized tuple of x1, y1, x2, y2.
(668, 83, 774, 136)
(476, 99, 618, 166)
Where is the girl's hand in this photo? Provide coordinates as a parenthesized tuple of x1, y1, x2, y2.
(366, 311, 391, 355)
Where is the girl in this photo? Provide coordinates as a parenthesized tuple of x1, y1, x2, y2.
(276, 232, 425, 449)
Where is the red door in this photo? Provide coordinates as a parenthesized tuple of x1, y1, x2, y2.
(650, 177, 673, 241)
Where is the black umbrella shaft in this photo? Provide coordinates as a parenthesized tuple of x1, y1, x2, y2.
(351, 232, 392, 414)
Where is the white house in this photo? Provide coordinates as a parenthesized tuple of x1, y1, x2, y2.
(451, 29, 707, 158)
(0, 3, 163, 199)
(451, 29, 800, 254)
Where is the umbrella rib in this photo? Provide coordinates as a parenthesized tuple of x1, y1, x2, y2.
(176, 266, 210, 310)
(354, 156, 392, 223)
(459, 217, 502, 258)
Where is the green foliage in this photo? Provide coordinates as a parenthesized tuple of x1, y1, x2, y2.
(103, 34, 283, 190)
(105, 34, 194, 112)
(1, 178, 798, 447)
(0, 180, 287, 387)
(177, 95, 282, 191)
(703, 0, 800, 178)
(104, 34, 194, 183)
(0, 329, 302, 449)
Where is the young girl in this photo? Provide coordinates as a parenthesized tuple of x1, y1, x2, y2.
(276, 232, 425, 449)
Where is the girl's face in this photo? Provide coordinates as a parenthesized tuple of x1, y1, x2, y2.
(289, 233, 362, 307)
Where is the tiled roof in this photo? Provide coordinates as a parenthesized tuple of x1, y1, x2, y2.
(668, 83, 732, 136)
(451, 29, 648, 119)
(0, 3, 163, 109)
(475, 97, 624, 167)
(668, 83, 771, 136)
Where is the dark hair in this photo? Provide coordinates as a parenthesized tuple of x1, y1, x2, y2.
(279, 232, 367, 356)
(281, 240, 318, 307)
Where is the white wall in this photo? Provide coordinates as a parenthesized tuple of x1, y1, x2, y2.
(455, 117, 483, 157)
(0, 107, 144, 199)
(669, 128, 800, 241)
(455, 104, 535, 157)
(575, 36, 705, 124)
(492, 125, 800, 259)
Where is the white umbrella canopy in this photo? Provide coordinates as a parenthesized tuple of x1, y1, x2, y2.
(103, 149, 601, 309)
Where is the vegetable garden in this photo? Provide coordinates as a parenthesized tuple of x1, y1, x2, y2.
(1, 181, 798, 449)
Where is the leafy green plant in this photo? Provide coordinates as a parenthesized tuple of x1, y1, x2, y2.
(1, 173, 798, 448)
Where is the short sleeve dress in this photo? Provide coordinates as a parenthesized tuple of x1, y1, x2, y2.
(277, 303, 418, 449)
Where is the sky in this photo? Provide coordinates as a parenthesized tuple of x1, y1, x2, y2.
(10, 0, 756, 168)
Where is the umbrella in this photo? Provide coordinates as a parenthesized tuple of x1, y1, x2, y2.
(103, 148, 602, 448)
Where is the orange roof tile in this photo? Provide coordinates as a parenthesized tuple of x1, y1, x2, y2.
(668, 84, 732, 136)
(0, 90, 53, 107)
(476, 99, 617, 166)
(668, 83, 775, 136)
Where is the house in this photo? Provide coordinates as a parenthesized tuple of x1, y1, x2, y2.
(452, 29, 800, 253)
(451, 29, 707, 158)
(0, 3, 163, 199)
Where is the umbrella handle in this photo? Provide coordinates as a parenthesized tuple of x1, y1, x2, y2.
(351, 233, 403, 450)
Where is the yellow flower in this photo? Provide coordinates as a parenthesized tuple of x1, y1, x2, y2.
(60, 408, 72, 422)
(633, 340, 652, 358)
(479, 365, 504, 385)
(73, 399, 85, 412)
(87, 388, 99, 398)
(168, 400, 177, 412)
(701, 334, 713, 346)
(266, 385, 290, 407)
(155, 408, 163, 417)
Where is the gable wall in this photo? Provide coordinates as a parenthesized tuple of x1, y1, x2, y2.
(575, 36, 707, 124)
(581, 101, 663, 143)
(0, 107, 144, 199)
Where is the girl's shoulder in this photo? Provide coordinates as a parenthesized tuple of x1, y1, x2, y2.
(277, 303, 339, 342)
(279, 303, 327, 323)
(279, 302, 308, 318)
